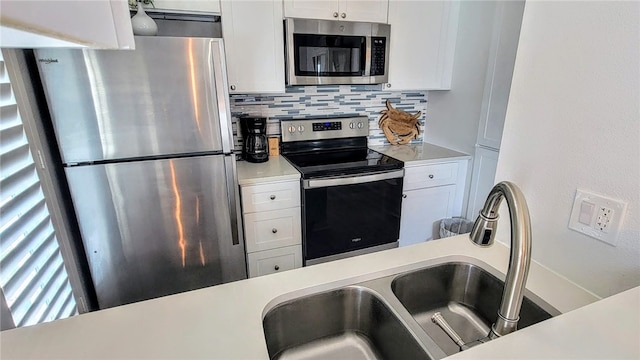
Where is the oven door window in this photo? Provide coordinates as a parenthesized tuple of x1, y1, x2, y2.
(293, 34, 366, 76)
(303, 177, 402, 261)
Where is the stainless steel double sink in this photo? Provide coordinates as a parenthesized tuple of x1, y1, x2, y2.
(262, 260, 560, 360)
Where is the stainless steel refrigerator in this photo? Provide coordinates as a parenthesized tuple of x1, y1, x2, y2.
(35, 37, 247, 309)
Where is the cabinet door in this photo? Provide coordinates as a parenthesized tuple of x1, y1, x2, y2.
(247, 245, 302, 278)
(0, 0, 134, 49)
(399, 185, 456, 246)
(240, 180, 300, 213)
(243, 207, 302, 253)
(153, 0, 221, 13)
(221, 0, 285, 93)
(283, 0, 339, 21)
(386, 0, 460, 90)
(339, 0, 388, 23)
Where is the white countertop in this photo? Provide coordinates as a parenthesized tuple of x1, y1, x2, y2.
(5, 234, 634, 360)
(237, 156, 300, 185)
(371, 142, 471, 166)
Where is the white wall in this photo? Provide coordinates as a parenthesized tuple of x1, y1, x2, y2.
(424, 1, 496, 156)
(495, 1, 640, 298)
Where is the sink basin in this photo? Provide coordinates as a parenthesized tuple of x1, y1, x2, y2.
(263, 286, 432, 360)
(391, 262, 556, 355)
(263, 260, 559, 359)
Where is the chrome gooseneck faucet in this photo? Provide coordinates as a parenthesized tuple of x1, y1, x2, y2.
(470, 181, 532, 339)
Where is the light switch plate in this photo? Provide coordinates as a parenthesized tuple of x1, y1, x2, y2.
(568, 189, 627, 246)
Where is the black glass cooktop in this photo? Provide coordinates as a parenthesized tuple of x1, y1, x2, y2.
(283, 148, 403, 179)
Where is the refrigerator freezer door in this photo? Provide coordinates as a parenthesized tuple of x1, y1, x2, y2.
(65, 155, 246, 309)
(36, 37, 231, 164)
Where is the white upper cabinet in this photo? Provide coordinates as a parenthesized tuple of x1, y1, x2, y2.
(220, 0, 285, 94)
(152, 0, 220, 14)
(284, 0, 389, 24)
(386, 0, 460, 90)
(0, 0, 134, 49)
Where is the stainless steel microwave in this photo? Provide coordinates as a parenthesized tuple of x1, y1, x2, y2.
(285, 18, 390, 85)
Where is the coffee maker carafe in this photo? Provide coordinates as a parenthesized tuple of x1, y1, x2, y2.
(240, 117, 268, 163)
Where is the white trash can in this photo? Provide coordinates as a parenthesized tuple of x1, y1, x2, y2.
(439, 217, 474, 238)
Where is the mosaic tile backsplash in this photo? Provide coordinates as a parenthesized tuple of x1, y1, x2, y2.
(230, 85, 428, 149)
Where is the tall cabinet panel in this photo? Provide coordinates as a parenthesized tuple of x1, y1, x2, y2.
(465, 147, 499, 219)
(476, 1, 525, 149)
(221, 0, 285, 93)
(466, 1, 525, 219)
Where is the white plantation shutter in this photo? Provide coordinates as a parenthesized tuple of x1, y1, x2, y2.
(0, 52, 77, 328)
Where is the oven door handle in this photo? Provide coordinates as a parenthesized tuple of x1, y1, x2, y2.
(303, 169, 404, 189)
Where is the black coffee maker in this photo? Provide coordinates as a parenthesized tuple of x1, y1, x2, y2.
(240, 117, 268, 163)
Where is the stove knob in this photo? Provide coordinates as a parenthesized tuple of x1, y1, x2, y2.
(288, 125, 296, 134)
(349, 122, 355, 129)
(357, 122, 364, 129)
(298, 125, 305, 133)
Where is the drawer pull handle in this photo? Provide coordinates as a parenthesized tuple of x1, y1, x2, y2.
(270, 195, 276, 200)
(272, 228, 278, 234)
(428, 174, 434, 179)
(274, 265, 280, 271)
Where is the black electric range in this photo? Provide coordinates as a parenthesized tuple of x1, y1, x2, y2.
(280, 116, 404, 266)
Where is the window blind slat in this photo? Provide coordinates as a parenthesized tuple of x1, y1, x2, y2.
(37, 274, 69, 324)
(0, 83, 13, 106)
(59, 291, 77, 319)
(0, 164, 38, 206)
(18, 261, 64, 327)
(1, 217, 53, 283)
(3, 232, 57, 305)
(1, 197, 47, 237)
(0, 103, 20, 129)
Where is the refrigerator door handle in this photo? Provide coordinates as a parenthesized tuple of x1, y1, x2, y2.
(224, 156, 242, 246)
(210, 40, 234, 155)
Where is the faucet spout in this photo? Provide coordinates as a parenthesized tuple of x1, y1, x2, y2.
(469, 181, 532, 338)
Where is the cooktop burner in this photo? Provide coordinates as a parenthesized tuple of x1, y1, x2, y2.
(279, 116, 403, 179)
(283, 148, 403, 179)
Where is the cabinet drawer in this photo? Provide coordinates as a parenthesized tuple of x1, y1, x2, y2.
(244, 207, 301, 253)
(404, 162, 459, 191)
(247, 245, 302, 278)
(241, 180, 300, 213)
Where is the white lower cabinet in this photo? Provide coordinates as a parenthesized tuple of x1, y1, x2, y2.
(240, 179, 302, 278)
(399, 160, 468, 246)
(247, 245, 302, 277)
(243, 207, 301, 253)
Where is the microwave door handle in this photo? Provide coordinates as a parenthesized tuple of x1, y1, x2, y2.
(303, 169, 404, 189)
(364, 35, 371, 77)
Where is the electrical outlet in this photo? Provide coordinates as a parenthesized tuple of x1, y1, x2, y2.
(595, 207, 613, 232)
(568, 189, 627, 246)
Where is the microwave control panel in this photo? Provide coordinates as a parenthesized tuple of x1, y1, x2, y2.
(370, 37, 387, 76)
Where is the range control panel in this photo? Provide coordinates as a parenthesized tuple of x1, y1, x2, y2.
(281, 116, 369, 143)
